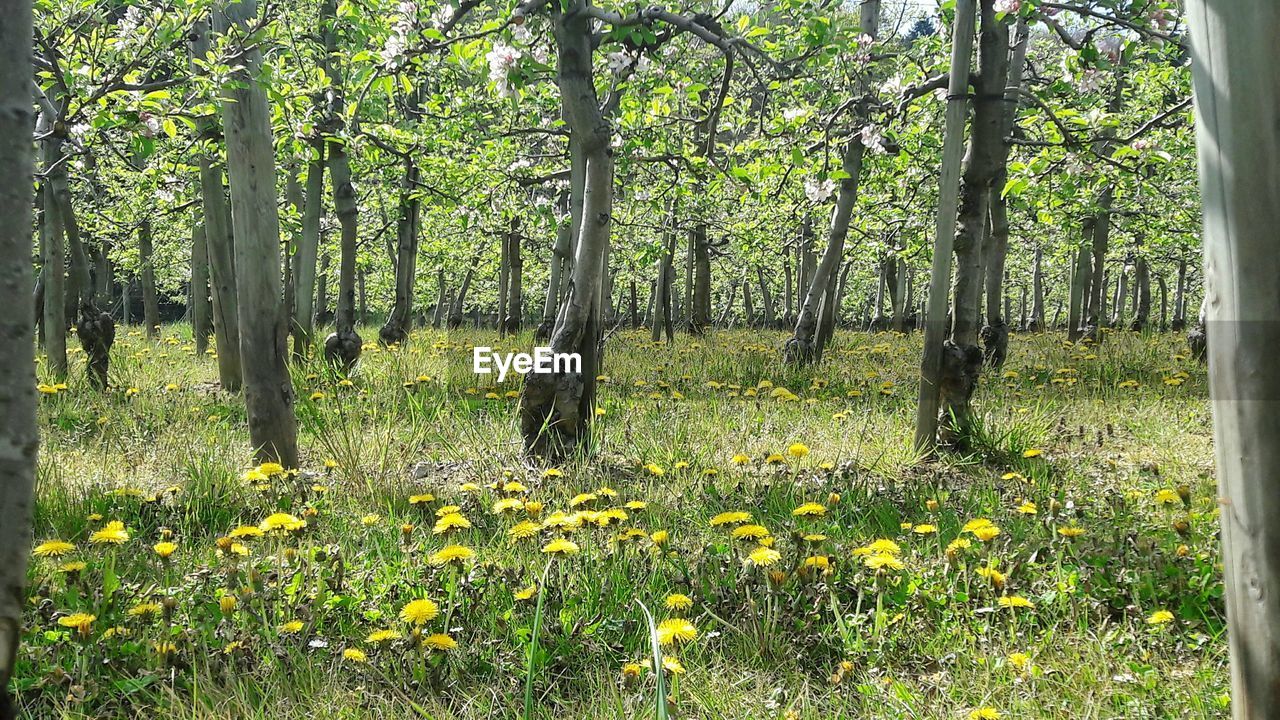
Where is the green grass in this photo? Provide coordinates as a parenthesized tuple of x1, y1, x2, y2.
(16, 323, 1227, 718)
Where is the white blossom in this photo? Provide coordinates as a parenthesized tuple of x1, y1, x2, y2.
(381, 33, 407, 65)
(993, 0, 1020, 14)
(782, 108, 807, 122)
(432, 4, 453, 28)
(512, 23, 533, 44)
(1096, 35, 1122, 62)
(879, 75, 905, 96)
(118, 5, 147, 37)
(860, 124, 886, 154)
(804, 177, 836, 203)
(487, 42, 521, 97)
(606, 51, 634, 77)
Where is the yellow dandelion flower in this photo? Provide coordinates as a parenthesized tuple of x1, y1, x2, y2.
(429, 545, 475, 566)
(731, 453, 751, 465)
(280, 620, 305, 634)
(656, 618, 698, 645)
(662, 656, 685, 674)
(997, 595, 1034, 609)
(709, 511, 751, 527)
(33, 540, 75, 557)
(58, 612, 96, 635)
(542, 538, 580, 556)
(863, 553, 905, 572)
(1147, 609, 1175, 625)
(745, 546, 781, 567)
(791, 502, 826, 517)
(432, 513, 472, 535)
(508, 521, 541, 540)
(152, 541, 177, 558)
(664, 594, 693, 611)
(514, 585, 538, 602)
(399, 598, 440, 625)
(423, 633, 457, 651)
(366, 629, 402, 643)
(343, 648, 367, 662)
(89, 521, 130, 545)
(731, 524, 770, 541)
(260, 513, 306, 532)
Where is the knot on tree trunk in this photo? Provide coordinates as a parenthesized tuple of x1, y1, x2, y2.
(518, 370, 585, 458)
(938, 340, 984, 449)
(378, 320, 408, 347)
(76, 302, 115, 390)
(533, 320, 555, 343)
(323, 328, 363, 374)
(1187, 323, 1207, 363)
(980, 321, 1009, 369)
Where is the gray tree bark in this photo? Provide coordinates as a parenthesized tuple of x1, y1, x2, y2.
(0, 1, 37, 709)
(914, 0, 977, 455)
(293, 140, 323, 357)
(215, 0, 299, 466)
(1185, 1, 1280, 714)
(192, 223, 211, 355)
(189, 19, 243, 391)
(519, 2, 614, 455)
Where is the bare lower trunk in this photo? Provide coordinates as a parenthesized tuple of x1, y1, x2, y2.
(537, 201, 572, 341)
(38, 136, 67, 380)
(293, 141, 323, 357)
(1171, 256, 1187, 331)
(1067, 240, 1089, 342)
(519, 5, 613, 455)
(1110, 265, 1128, 328)
(138, 219, 160, 339)
(1157, 273, 1168, 331)
(497, 223, 510, 335)
(1029, 244, 1044, 331)
(756, 266, 775, 328)
(315, 251, 330, 326)
(1184, 4, 1280, 709)
(320, 0, 361, 371)
(190, 20, 242, 391)
(0, 4, 38, 708)
(942, 0, 1009, 445)
(1129, 256, 1150, 331)
(447, 266, 475, 329)
(914, 0, 979, 454)
(690, 223, 712, 334)
(504, 218, 523, 334)
(192, 223, 211, 354)
(215, 0, 298, 466)
(432, 267, 445, 329)
(742, 277, 755, 327)
(784, 135, 866, 363)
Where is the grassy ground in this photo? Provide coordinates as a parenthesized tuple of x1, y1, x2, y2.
(16, 323, 1227, 719)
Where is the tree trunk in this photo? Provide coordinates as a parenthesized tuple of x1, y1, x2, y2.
(1068, 240, 1089, 342)
(743, 277, 755, 327)
(914, 0, 977, 455)
(782, 253, 793, 328)
(214, 0, 299, 467)
(629, 278, 639, 328)
(981, 17, 1027, 367)
(1029, 243, 1044, 331)
(315, 251, 330, 326)
(447, 265, 475, 329)
(690, 223, 712, 334)
(1157, 273, 1168, 331)
(941, 0, 1009, 444)
(783, 120, 870, 362)
(519, 4, 613, 455)
(1184, 2, 1280, 712)
(1110, 264, 1128, 328)
(537, 197, 572, 341)
(1129, 256, 1151, 331)
(293, 140, 323, 357)
(189, 19, 242, 391)
(0, 3, 38, 709)
(497, 224, 510, 335)
(320, 0, 362, 371)
(192, 223, 211, 355)
(37, 117, 67, 380)
(717, 277, 737, 327)
(755, 265, 775, 328)
(138, 219, 160, 339)
(431, 266, 445, 329)
(1171, 255, 1188, 331)
(504, 217, 523, 334)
